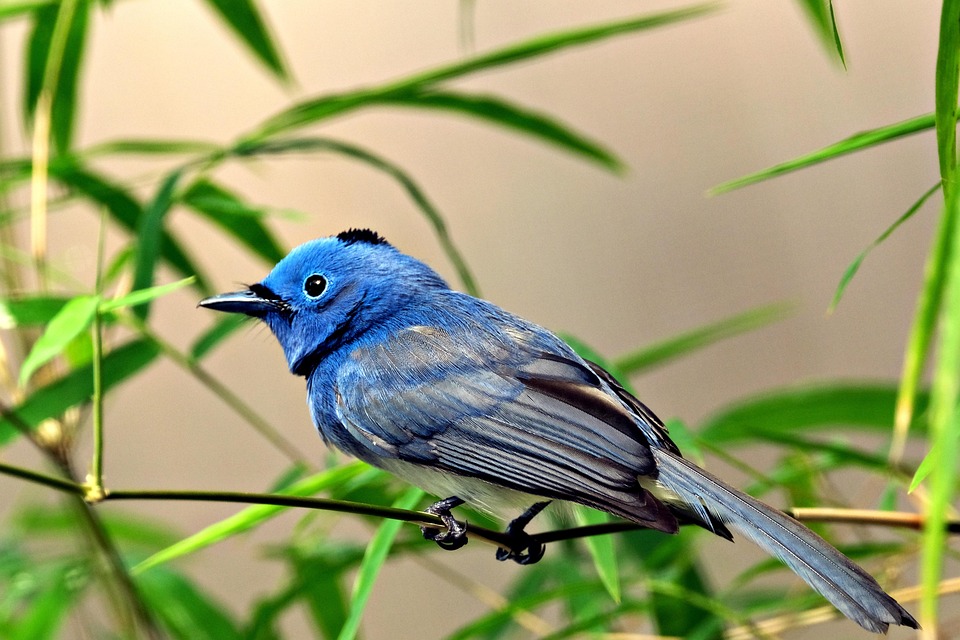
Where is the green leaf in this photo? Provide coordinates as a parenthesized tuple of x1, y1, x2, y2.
(19, 294, 99, 386)
(337, 486, 424, 640)
(137, 565, 242, 640)
(794, 0, 845, 66)
(180, 178, 285, 264)
(133, 169, 185, 320)
(614, 302, 792, 375)
(84, 137, 221, 157)
(24, 0, 89, 153)
(619, 529, 722, 639)
(232, 136, 480, 295)
(711, 112, 937, 194)
(0, 1, 54, 20)
(0, 295, 69, 327)
(377, 89, 621, 171)
(133, 462, 369, 574)
(700, 382, 929, 444)
(53, 164, 211, 292)
(251, 4, 718, 139)
(0, 339, 160, 445)
(936, 3, 960, 185)
(572, 506, 620, 603)
(200, 0, 288, 81)
(99, 277, 195, 313)
(5, 564, 81, 640)
(190, 314, 246, 360)
(14, 506, 181, 551)
(290, 546, 353, 639)
(830, 183, 941, 312)
(921, 128, 960, 624)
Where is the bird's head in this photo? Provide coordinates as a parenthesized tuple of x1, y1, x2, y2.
(199, 229, 448, 376)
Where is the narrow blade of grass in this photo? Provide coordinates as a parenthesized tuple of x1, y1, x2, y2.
(200, 0, 288, 81)
(336, 486, 424, 640)
(614, 302, 791, 375)
(18, 294, 99, 386)
(830, 183, 941, 312)
(132, 462, 369, 574)
(711, 112, 937, 194)
(572, 506, 620, 603)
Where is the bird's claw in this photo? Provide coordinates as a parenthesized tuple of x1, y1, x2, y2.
(495, 532, 546, 565)
(421, 496, 468, 551)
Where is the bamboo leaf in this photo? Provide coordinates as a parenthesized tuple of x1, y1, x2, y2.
(19, 294, 99, 385)
(336, 486, 424, 640)
(132, 169, 185, 320)
(24, 0, 89, 153)
(200, 0, 288, 81)
(5, 564, 81, 639)
(700, 382, 929, 444)
(830, 183, 941, 312)
(0, 1, 54, 20)
(0, 295, 69, 327)
(53, 164, 211, 292)
(136, 565, 242, 640)
(133, 462, 369, 574)
(190, 314, 246, 360)
(794, 0, 845, 66)
(573, 506, 620, 603)
(711, 113, 936, 194)
(84, 138, 221, 157)
(0, 339, 160, 445)
(99, 277, 195, 313)
(376, 90, 621, 171)
(251, 5, 718, 138)
(614, 302, 792, 374)
(921, 47, 960, 622)
(180, 178, 285, 264)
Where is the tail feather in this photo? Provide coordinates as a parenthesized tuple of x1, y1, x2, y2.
(652, 449, 918, 633)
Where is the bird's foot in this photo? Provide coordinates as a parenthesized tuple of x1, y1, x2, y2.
(421, 496, 468, 551)
(495, 501, 550, 565)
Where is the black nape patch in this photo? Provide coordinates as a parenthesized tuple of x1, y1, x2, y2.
(336, 228, 390, 246)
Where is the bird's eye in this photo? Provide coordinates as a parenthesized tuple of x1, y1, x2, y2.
(303, 274, 328, 298)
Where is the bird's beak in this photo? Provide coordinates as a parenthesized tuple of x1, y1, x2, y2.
(199, 289, 273, 316)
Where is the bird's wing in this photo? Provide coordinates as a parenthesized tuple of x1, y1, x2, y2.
(334, 323, 679, 531)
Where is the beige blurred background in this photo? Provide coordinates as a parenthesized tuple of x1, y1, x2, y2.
(0, 1, 945, 638)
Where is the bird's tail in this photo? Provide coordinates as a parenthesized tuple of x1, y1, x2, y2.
(651, 448, 918, 633)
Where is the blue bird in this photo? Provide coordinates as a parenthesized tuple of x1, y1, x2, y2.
(200, 229, 917, 633)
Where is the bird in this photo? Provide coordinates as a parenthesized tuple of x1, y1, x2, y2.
(200, 228, 918, 633)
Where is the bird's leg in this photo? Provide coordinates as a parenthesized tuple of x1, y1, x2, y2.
(421, 496, 468, 551)
(496, 501, 551, 565)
